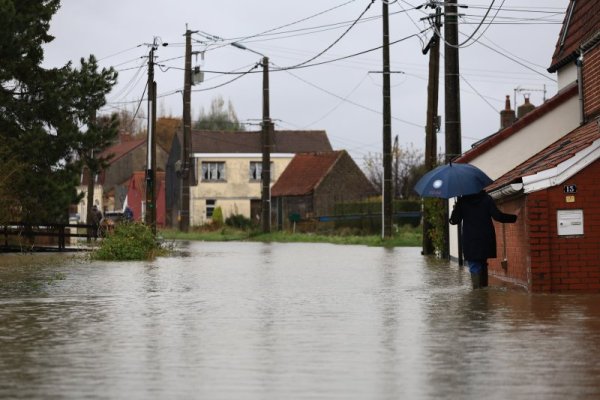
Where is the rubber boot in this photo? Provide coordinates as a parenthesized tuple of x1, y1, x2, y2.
(470, 272, 482, 289)
(481, 265, 489, 288)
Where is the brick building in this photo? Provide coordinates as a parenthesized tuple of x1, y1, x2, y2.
(482, 1, 600, 292)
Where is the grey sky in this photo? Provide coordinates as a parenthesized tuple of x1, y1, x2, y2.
(43, 0, 568, 164)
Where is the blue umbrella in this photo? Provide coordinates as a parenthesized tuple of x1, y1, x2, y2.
(414, 162, 494, 198)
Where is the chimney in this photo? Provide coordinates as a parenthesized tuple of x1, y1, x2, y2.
(500, 95, 516, 129)
(517, 94, 536, 119)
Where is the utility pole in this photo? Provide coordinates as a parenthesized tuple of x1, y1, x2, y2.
(261, 56, 272, 233)
(444, 0, 462, 261)
(422, 3, 441, 255)
(146, 39, 157, 234)
(230, 42, 271, 233)
(180, 28, 195, 233)
(382, 0, 393, 239)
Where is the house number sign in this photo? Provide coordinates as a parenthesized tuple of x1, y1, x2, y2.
(563, 184, 577, 194)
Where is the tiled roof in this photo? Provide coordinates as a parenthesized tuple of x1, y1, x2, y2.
(99, 137, 146, 164)
(191, 130, 332, 154)
(456, 84, 578, 163)
(487, 119, 599, 192)
(549, 0, 600, 72)
(271, 151, 343, 196)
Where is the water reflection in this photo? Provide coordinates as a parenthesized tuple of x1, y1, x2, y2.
(1, 243, 599, 399)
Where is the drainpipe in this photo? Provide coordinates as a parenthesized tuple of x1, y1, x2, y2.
(576, 51, 585, 124)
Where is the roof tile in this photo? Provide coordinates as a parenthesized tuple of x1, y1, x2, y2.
(271, 151, 343, 196)
(488, 119, 599, 191)
(191, 130, 332, 154)
(549, 0, 600, 72)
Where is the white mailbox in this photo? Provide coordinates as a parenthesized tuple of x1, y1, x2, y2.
(557, 209, 584, 236)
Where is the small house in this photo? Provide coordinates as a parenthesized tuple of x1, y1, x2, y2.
(271, 150, 377, 230)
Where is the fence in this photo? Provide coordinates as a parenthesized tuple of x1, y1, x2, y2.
(1, 223, 98, 252)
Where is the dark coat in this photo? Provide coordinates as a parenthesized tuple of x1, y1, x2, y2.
(449, 191, 517, 261)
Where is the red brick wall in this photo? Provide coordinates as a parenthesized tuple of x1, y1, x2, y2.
(583, 45, 600, 119)
(525, 191, 553, 292)
(541, 159, 600, 292)
(490, 159, 600, 292)
(490, 196, 531, 290)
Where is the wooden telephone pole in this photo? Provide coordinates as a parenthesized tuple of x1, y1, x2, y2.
(382, 0, 393, 239)
(146, 39, 157, 234)
(422, 3, 442, 255)
(261, 56, 272, 233)
(444, 0, 463, 261)
(180, 28, 195, 233)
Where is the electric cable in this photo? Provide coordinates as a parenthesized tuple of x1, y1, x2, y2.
(304, 73, 370, 128)
(197, 0, 359, 51)
(458, 0, 497, 47)
(98, 44, 143, 62)
(278, 64, 423, 128)
(265, 0, 377, 70)
(272, 29, 429, 71)
(191, 63, 260, 92)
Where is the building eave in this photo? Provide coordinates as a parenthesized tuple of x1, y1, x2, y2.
(521, 138, 600, 193)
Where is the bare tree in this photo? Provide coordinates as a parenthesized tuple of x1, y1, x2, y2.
(363, 141, 426, 199)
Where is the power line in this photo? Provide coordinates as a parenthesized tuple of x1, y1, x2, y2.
(458, 0, 503, 48)
(191, 63, 260, 92)
(196, 0, 360, 50)
(279, 64, 423, 128)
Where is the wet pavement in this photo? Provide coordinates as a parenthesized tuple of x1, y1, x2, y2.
(1, 242, 600, 399)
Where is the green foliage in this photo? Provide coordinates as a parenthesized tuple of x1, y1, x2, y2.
(423, 198, 446, 256)
(160, 225, 421, 247)
(0, 2, 118, 223)
(211, 206, 224, 227)
(225, 214, 255, 230)
(194, 96, 245, 131)
(92, 223, 165, 261)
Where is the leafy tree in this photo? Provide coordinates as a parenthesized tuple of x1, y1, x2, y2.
(194, 96, 245, 131)
(69, 55, 118, 225)
(0, 1, 117, 223)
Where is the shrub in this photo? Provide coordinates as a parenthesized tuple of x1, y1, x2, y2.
(225, 214, 254, 229)
(92, 222, 165, 261)
(211, 206, 224, 228)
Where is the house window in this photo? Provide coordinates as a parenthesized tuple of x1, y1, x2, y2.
(249, 161, 273, 181)
(206, 199, 216, 218)
(202, 162, 226, 181)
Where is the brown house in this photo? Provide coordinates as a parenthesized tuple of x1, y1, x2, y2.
(271, 150, 377, 229)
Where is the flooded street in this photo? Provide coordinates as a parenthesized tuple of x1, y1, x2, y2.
(1, 242, 600, 399)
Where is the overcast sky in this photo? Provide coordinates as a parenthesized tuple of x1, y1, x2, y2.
(43, 0, 568, 164)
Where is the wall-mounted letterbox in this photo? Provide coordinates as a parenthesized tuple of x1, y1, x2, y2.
(557, 209, 584, 236)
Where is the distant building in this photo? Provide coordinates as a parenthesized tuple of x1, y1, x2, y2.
(166, 129, 333, 227)
(271, 151, 377, 230)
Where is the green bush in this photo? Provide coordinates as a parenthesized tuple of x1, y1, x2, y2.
(423, 198, 446, 256)
(225, 214, 254, 229)
(92, 222, 165, 261)
(211, 206, 224, 228)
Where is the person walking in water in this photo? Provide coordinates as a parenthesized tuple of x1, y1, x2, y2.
(449, 190, 517, 289)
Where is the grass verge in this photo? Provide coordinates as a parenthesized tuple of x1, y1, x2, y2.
(160, 225, 422, 247)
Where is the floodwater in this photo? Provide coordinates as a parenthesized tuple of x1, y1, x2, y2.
(1, 243, 600, 400)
